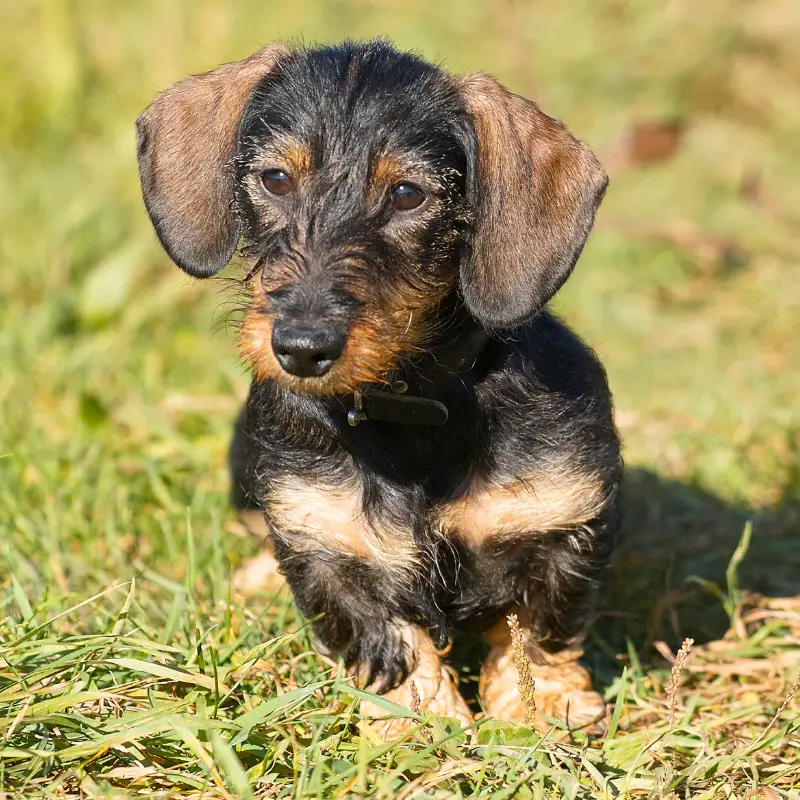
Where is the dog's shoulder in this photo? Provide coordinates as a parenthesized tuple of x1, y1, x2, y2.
(474, 310, 619, 477)
(479, 310, 611, 405)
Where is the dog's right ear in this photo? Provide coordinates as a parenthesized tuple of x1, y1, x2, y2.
(136, 45, 291, 277)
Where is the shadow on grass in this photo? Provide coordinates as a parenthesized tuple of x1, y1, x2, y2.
(587, 466, 800, 688)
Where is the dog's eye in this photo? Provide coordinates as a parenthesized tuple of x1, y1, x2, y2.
(391, 182, 426, 212)
(260, 169, 293, 196)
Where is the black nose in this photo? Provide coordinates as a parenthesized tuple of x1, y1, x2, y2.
(271, 322, 346, 378)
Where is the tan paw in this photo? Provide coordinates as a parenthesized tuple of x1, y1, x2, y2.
(360, 627, 473, 740)
(231, 510, 286, 593)
(480, 640, 605, 731)
(238, 508, 270, 539)
(232, 549, 285, 593)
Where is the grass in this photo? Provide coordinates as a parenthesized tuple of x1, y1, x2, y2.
(1, 0, 799, 796)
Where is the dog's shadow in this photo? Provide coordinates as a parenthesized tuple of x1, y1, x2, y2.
(453, 467, 800, 700)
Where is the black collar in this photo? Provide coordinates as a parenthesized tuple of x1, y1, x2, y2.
(347, 384, 448, 427)
(343, 303, 490, 428)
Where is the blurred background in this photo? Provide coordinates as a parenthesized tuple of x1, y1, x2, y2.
(1, 0, 799, 649)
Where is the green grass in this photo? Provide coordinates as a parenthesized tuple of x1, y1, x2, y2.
(1, 0, 799, 796)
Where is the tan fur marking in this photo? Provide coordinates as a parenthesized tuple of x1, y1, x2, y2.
(281, 141, 312, 177)
(237, 278, 448, 396)
(372, 156, 403, 188)
(246, 137, 313, 181)
(268, 478, 419, 575)
(237, 303, 420, 395)
(439, 470, 609, 545)
(237, 312, 277, 384)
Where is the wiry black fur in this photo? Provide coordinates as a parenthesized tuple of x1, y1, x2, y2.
(180, 40, 619, 690)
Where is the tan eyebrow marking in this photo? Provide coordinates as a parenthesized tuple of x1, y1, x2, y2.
(372, 155, 404, 188)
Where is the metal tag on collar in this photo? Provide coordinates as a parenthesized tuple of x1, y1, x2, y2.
(347, 390, 368, 427)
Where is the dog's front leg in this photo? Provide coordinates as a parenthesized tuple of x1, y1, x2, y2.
(359, 623, 473, 740)
(478, 504, 619, 731)
(443, 471, 619, 730)
(274, 541, 472, 738)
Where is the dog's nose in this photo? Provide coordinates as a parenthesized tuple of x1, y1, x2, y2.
(271, 322, 345, 378)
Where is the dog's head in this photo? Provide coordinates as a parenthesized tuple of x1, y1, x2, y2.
(137, 40, 607, 396)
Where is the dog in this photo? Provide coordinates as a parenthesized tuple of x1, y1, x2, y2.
(136, 39, 621, 736)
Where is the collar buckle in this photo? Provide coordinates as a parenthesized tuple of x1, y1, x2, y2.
(347, 390, 368, 427)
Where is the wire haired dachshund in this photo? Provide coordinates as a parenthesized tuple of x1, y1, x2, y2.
(136, 39, 621, 737)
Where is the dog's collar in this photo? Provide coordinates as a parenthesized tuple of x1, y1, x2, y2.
(347, 382, 448, 427)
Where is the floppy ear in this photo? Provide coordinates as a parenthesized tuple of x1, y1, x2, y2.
(458, 74, 608, 329)
(136, 45, 291, 277)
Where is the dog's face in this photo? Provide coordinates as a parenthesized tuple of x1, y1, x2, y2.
(234, 45, 473, 394)
(136, 41, 607, 397)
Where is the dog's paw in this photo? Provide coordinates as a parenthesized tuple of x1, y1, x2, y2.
(231, 510, 286, 594)
(232, 549, 285, 594)
(361, 640, 473, 740)
(480, 646, 605, 732)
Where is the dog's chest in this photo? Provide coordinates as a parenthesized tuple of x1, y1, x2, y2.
(266, 462, 609, 570)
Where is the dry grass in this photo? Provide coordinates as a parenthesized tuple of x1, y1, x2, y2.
(665, 638, 694, 728)
(507, 614, 537, 729)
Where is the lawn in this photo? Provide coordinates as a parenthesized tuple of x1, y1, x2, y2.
(1, 0, 799, 797)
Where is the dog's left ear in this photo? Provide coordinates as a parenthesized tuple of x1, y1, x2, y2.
(136, 44, 291, 277)
(458, 74, 608, 329)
